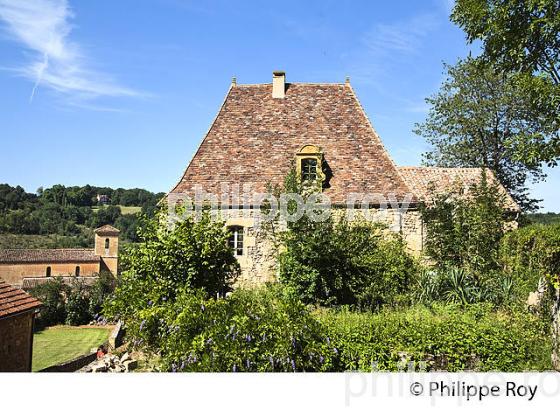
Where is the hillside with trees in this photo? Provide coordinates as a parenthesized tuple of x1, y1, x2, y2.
(0, 183, 164, 248)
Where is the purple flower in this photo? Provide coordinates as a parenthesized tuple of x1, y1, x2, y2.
(269, 356, 274, 368)
(320, 356, 324, 364)
(262, 333, 267, 341)
(171, 363, 177, 373)
(162, 296, 167, 301)
(291, 337, 296, 349)
(326, 337, 330, 345)
(139, 320, 146, 331)
(245, 334, 252, 342)
(233, 364, 238, 372)
(246, 358, 251, 369)
(201, 304, 206, 312)
(148, 300, 153, 306)
(180, 361, 186, 370)
(333, 348, 338, 355)
(206, 338, 213, 345)
(291, 359, 296, 371)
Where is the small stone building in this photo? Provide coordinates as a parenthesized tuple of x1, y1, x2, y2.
(0, 225, 120, 288)
(0, 280, 42, 372)
(169, 72, 518, 285)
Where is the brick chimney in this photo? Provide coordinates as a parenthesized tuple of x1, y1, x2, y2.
(272, 71, 285, 98)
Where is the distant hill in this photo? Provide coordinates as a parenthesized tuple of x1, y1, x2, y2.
(525, 212, 560, 225)
(0, 183, 164, 248)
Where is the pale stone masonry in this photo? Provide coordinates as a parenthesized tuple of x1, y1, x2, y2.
(170, 72, 518, 285)
(0, 225, 120, 288)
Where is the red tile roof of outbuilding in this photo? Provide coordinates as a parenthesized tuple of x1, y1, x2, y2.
(0, 280, 42, 319)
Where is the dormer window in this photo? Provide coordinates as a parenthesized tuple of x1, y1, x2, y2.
(301, 158, 318, 181)
(296, 145, 325, 186)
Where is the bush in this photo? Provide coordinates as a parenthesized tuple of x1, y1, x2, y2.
(105, 210, 239, 319)
(419, 170, 509, 280)
(317, 303, 551, 371)
(29, 278, 66, 328)
(65, 280, 92, 326)
(500, 223, 560, 290)
(278, 217, 418, 310)
(108, 283, 551, 372)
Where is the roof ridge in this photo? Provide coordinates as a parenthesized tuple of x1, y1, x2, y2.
(236, 82, 345, 87)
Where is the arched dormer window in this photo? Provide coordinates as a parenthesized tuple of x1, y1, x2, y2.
(105, 238, 110, 250)
(75, 266, 80, 277)
(228, 226, 244, 256)
(46, 266, 51, 277)
(296, 145, 325, 185)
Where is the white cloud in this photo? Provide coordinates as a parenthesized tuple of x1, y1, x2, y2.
(0, 0, 139, 102)
(362, 14, 439, 57)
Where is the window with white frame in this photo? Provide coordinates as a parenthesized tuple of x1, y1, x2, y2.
(228, 226, 244, 256)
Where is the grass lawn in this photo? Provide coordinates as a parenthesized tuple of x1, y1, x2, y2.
(92, 205, 141, 215)
(32, 326, 111, 371)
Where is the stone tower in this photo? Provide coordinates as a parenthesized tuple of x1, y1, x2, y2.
(94, 225, 120, 277)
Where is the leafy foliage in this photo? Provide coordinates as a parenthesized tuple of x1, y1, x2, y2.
(451, 0, 560, 166)
(29, 278, 67, 329)
(419, 170, 509, 279)
(414, 58, 550, 211)
(500, 223, 560, 289)
(0, 183, 164, 243)
(110, 284, 551, 372)
(103, 209, 240, 324)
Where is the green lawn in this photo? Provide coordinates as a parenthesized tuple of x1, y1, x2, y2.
(32, 326, 111, 371)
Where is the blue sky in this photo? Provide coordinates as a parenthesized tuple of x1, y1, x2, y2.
(0, 0, 558, 211)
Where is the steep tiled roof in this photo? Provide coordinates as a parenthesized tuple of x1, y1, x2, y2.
(0, 249, 100, 264)
(94, 225, 120, 235)
(170, 82, 415, 204)
(398, 167, 519, 211)
(0, 280, 42, 319)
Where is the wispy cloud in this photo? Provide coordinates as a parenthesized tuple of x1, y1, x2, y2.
(362, 14, 439, 58)
(0, 0, 140, 102)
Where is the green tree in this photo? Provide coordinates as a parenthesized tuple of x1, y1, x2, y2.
(415, 58, 551, 211)
(451, 0, 560, 164)
(419, 170, 509, 280)
(104, 209, 240, 322)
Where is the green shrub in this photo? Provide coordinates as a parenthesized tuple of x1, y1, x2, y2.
(317, 303, 551, 371)
(419, 170, 510, 280)
(500, 223, 560, 290)
(65, 280, 92, 325)
(110, 283, 551, 372)
(278, 217, 418, 310)
(29, 278, 66, 328)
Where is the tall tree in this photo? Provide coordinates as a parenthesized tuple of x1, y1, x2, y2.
(415, 58, 552, 211)
(451, 0, 560, 164)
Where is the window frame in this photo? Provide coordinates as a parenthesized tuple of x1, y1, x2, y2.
(296, 145, 325, 186)
(228, 226, 244, 256)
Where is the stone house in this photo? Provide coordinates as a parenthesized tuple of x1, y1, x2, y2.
(0, 225, 120, 288)
(0, 280, 42, 372)
(168, 72, 518, 285)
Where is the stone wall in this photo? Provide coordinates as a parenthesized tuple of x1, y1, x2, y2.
(0, 262, 101, 287)
(219, 207, 424, 286)
(0, 311, 34, 372)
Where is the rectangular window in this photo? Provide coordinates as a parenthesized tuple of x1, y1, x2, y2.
(228, 226, 244, 256)
(301, 158, 318, 181)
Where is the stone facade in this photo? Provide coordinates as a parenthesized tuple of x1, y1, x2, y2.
(0, 312, 35, 372)
(0, 280, 41, 372)
(218, 206, 425, 286)
(170, 72, 518, 286)
(0, 225, 120, 288)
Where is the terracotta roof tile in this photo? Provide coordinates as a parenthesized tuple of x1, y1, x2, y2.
(0, 249, 100, 264)
(93, 225, 120, 235)
(398, 167, 519, 212)
(170, 82, 415, 204)
(0, 280, 42, 318)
